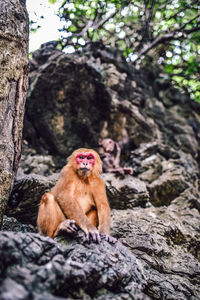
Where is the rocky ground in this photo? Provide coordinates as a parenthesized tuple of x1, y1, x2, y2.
(1, 43, 200, 299)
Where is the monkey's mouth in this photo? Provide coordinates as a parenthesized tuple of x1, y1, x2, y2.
(79, 168, 90, 172)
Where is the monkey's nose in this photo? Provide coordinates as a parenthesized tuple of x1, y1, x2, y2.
(83, 161, 89, 166)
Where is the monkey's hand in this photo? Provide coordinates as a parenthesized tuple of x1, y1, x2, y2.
(99, 226, 117, 244)
(100, 233, 117, 244)
(111, 167, 125, 175)
(123, 167, 133, 175)
(84, 226, 101, 244)
(115, 142, 121, 151)
(56, 219, 78, 235)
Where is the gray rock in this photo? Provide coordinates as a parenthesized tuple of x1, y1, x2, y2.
(111, 201, 200, 300)
(17, 153, 56, 176)
(0, 231, 148, 300)
(130, 142, 199, 207)
(102, 173, 150, 208)
(2, 216, 36, 233)
(24, 46, 156, 159)
(6, 174, 58, 225)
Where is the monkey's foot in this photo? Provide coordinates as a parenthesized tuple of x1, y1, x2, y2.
(101, 234, 117, 244)
(56, 219, 78, 236)
(84, 230, 101, 244)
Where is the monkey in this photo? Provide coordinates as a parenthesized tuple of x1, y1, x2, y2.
(98, 138, 133, 175)
(37, 148, 116, 243)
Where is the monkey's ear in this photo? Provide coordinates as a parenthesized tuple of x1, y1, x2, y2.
(67, 154, 72, 162)
(95, 155, 103, 174)
(96, 162, 102, 174)
(98, 138, 103, 145)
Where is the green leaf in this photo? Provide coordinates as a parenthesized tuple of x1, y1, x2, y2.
(164, 65, 174, 73)
(48, 0, 57, 4)
(29, 0, 200, 101)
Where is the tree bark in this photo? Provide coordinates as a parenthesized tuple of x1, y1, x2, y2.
(0, 0, 29, 226)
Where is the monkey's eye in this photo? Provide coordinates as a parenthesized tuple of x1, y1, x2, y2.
(87, 155, 93, 160)
(79, 155, 85, 160)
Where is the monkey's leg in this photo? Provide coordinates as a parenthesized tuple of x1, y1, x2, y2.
(37, 192, 66, 238)
(86, 209, 99, 228)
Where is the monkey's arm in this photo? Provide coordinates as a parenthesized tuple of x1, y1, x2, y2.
(113, 142, 121, 167)
(92, 178, 111, 235)
(106, 167, 125, 174)
(93, 178, 117, 243)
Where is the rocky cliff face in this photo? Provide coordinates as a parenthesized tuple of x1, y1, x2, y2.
(2, 43, 200, 299)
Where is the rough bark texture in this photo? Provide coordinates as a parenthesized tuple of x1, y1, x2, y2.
(0, 0, 29, 226)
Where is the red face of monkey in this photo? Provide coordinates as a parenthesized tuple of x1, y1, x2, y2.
(67, 148, 102, 177)
(75, 152, 96, 174)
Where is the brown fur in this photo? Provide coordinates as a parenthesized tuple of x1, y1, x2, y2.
(37, 148, 111, 239)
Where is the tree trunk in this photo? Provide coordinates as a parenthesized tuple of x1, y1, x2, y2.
(0, 0, 29, 226)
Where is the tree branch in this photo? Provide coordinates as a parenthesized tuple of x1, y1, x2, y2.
(134, 32, 176, 62)
(157, 0, 174, 11)
(167, 73, 193, 80)
(185, 26, 200, 34)
(76, 20, 93, 37)
(92, 0, 131, 31)
(179, 13, 200, 31)
(165, 0, 199, 21)
(134, 13, 200, 63)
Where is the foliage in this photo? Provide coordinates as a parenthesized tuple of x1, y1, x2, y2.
(48, 0, 200, 101)
(29, 12, 43, 34)
(29, 20, 42, 34)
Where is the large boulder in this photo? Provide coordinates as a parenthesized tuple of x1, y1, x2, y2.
(24, 43, 200, 164)
(130, 143, 199, 206)
(24, 43, 156, 158)
(6, 174, 58, 225)
(0, 231, 148, 300)
(111, 192, 200, 299)
(6, 173, 149, 225)
(102, 173, 150, 209)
